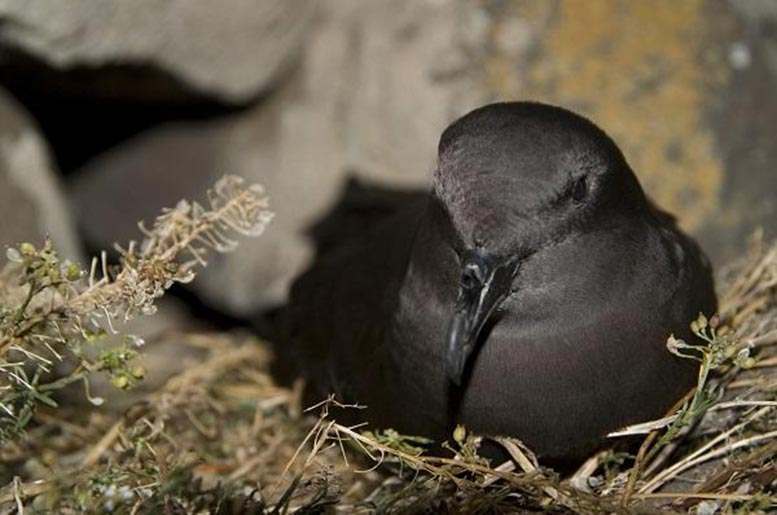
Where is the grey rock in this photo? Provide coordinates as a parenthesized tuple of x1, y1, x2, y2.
(72, 0, 490, 316)
(0, 87, 81, 261)
(701, 0, 777, 265)
(0, 0, 314, 104)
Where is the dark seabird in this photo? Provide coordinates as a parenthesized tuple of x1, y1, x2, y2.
(282, 102, 717, 459)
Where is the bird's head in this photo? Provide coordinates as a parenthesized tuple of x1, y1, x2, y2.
(433, 102, 646, 385)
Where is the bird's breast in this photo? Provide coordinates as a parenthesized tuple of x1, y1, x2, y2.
(454, 228, 699, 457)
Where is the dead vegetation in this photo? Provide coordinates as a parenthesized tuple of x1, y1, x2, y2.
(0, 177, 774, 514)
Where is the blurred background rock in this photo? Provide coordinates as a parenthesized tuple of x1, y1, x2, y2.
(0, 0, 774, 320)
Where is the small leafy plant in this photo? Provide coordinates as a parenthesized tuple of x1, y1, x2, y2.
(0, 175, 272, 441)
(658, 313, 756, 453)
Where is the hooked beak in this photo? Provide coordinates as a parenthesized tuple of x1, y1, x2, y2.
(445, 250, 522, 385)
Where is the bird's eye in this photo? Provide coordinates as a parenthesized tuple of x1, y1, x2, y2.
(572, 176, 588, 203)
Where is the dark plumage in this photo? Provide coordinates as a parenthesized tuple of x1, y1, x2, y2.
(282, 102, 717, 459)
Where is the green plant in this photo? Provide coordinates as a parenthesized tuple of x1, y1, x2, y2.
(0, 175, 272, 442)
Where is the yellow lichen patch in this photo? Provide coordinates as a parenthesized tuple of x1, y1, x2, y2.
(486, 0, 729, 231)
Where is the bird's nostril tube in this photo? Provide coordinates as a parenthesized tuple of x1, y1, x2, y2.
(461, 265, 481, 290)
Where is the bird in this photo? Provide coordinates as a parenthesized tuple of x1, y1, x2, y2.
(281, 101, 717, 460)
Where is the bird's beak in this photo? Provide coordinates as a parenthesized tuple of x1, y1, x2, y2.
(445, 250, 522, 385)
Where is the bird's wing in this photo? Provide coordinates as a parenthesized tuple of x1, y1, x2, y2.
(282, 194, 428, 405)
(305, 176, 428, 260)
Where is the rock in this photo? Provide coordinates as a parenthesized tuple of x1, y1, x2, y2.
(704, 0, 777, 264)
(0, 0, 314, 104)
(0, 87, 81, 261)
(71, 0, 491, 316)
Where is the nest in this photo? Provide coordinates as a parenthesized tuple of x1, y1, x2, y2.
(0, 185, 774, 513)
